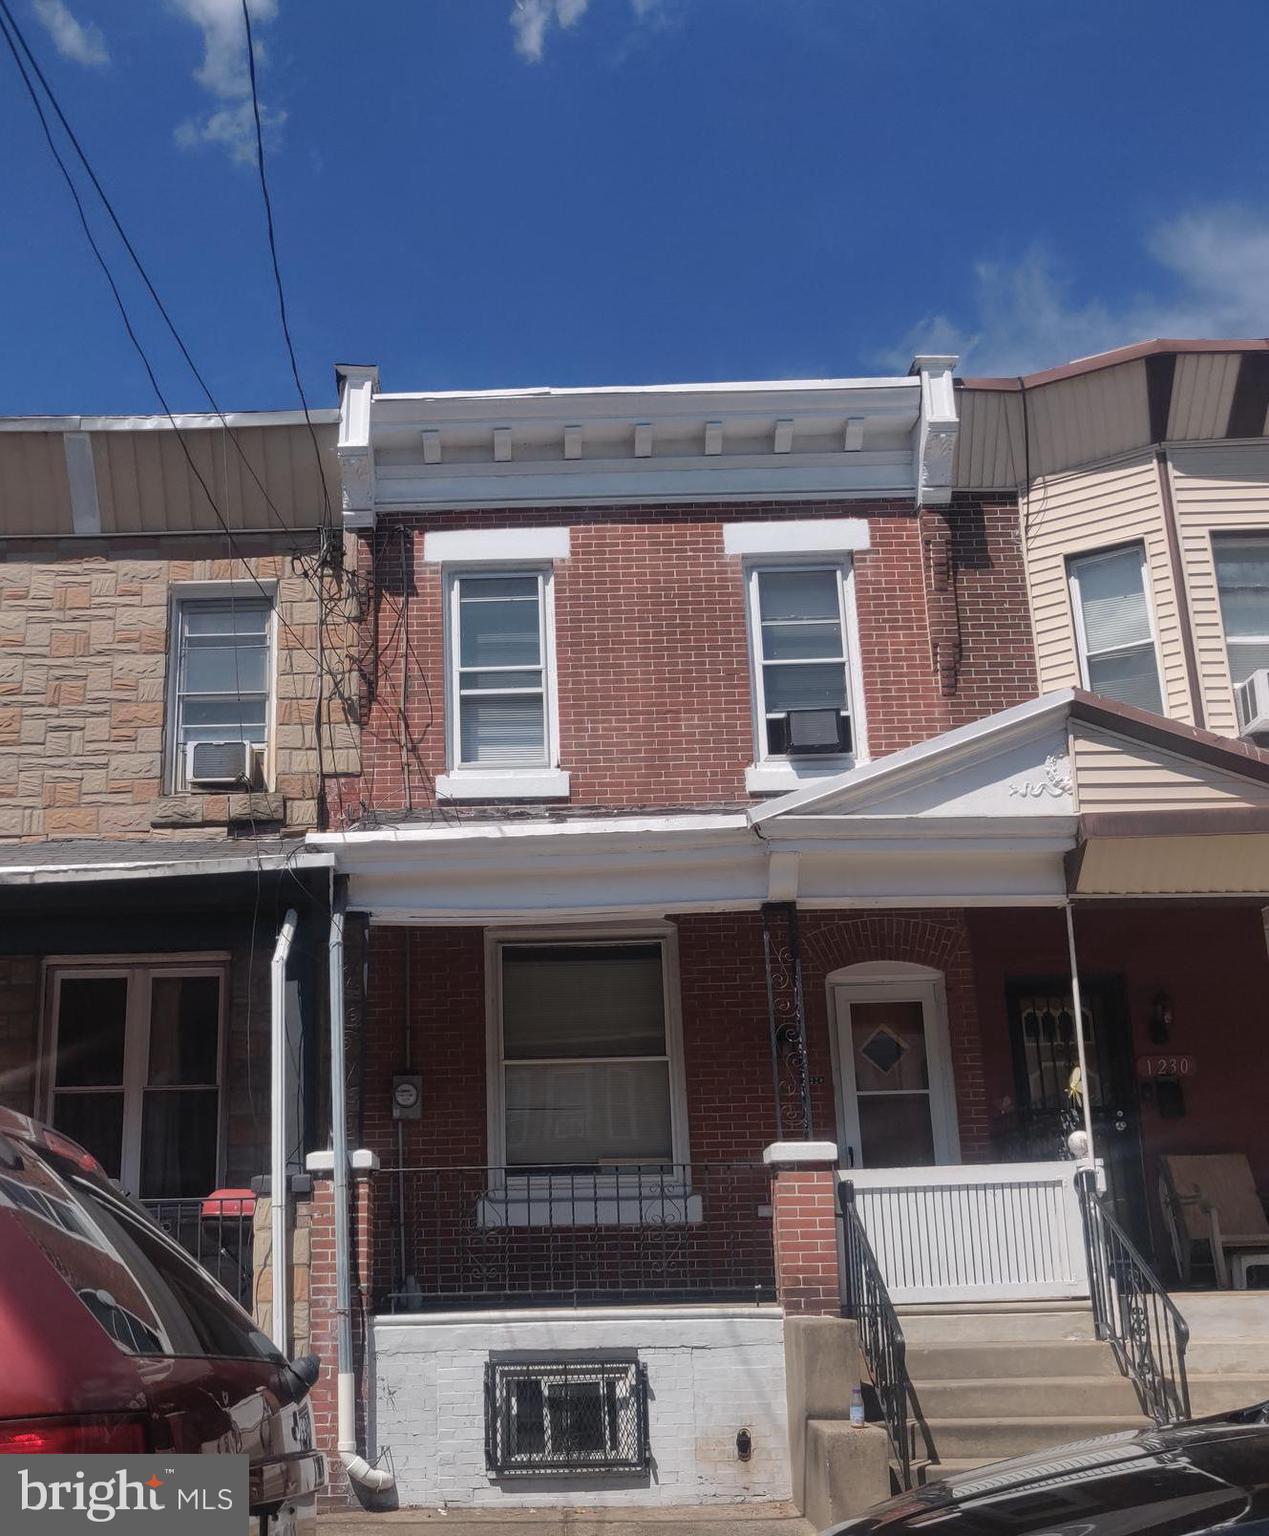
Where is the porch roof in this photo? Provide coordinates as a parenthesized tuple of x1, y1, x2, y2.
(310, 693, 1269, 919)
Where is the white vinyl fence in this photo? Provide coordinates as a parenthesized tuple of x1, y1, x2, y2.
(839, 1161, 1089, 1304)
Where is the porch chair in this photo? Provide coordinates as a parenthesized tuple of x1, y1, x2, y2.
(1159, 1154, 1269, 1289)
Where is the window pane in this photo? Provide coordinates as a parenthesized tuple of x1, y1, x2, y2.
(459, 694, 545, 765)
(510, 1379, 546, 1456)
(459, 584, 541, 668)
(148, 976, 219, 1086)
(462, 575, 540, 602)
(503, 945, 665, 1059)
(761, 620, 844, 661)
(1075, 548, 1152, 653)
(1087, 644, 1163, 713)
(180, 699, 268, 730)
(140, 1090, 218, 1199)
(1227, 640, 1269, 688)
(54, 976, 128, 1087)
(763, 661, 848, 713)
(182, 642, 267, 695)
(858, 1094, 935, 1168)
(182, 602, 269, 637)
(52, 1092, 124, 1180)
(1215, 539, 1269, 638)
(505, 1061, 672, 1166)
(758, 569, 839, 622)
(851, 1001, 930, 1094)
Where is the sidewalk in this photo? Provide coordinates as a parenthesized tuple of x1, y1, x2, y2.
(320, 1503, 815, 1536)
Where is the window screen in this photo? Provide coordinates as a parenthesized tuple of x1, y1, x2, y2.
(1069, 546, 1163, 713)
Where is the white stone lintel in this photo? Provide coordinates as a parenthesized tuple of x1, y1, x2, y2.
(306, 1148, 380, 1176)
(762, 1140, 840, 1166)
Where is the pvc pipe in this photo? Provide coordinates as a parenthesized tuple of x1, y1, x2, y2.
(1064, 901, 1097, 1162)
(328, 883, 396, 1495)
(270, 908, 299, 1354)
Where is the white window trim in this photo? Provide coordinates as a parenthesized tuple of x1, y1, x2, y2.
(743, 557, 867, 793)
(423, 526, 571, 564)
(40, 956, 229, 1199)
(1067, 543, 1164, 711)
(723, 517, 871, 557)
(164, 581, 278, 795)
(439, 565, 567, 802)
(826, 961, 960, 1169)
(483, 927, 690, 1214)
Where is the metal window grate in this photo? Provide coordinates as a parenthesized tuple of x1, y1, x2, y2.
(485, 1359, 649, 1475)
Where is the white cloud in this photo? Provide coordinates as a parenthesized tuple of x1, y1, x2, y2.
(169, 0, 285, 165)
(510, 0, 668, 62)
(32, 0, 109, 67)
(887, 206, 1269, 377)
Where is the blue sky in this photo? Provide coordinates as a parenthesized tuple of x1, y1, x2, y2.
(3, 0, 1268, 415)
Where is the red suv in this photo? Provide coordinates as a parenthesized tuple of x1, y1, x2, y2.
(0, 1108, 325, 1533)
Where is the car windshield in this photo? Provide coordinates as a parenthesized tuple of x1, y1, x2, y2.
(1, 1139, 280, 1363)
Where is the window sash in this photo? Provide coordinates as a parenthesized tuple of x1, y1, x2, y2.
(1069, 546, 1163, 714)
(749, 563, 854, 759)
(170, 596, 273, 789)
(1215, 536, 1269, 689)
(450, 571, 553, 769)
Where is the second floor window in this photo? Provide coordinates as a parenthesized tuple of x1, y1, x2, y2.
(448, 570, 555, 769)
(748, 564, 855, 759)
(169, 596, 272, 790)
(1214, 535, 1269, 689)
(1068, 545, 1163, 714)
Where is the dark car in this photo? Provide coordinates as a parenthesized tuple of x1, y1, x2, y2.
(0, 1108, 325, 1534)
(824, 1410, 1269, 1535)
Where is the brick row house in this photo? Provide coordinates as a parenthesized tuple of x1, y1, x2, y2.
(8, 342, 1269, 1516)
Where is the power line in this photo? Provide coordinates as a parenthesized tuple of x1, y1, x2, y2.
(239, 0, 333, 531)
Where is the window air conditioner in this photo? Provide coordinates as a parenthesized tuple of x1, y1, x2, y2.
(1235, 670, 1269, 738)
(186, 739, 253, 788)
(786, 708, 851, 756)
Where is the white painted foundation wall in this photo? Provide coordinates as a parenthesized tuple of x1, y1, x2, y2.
(372, 1306, 790, 1508)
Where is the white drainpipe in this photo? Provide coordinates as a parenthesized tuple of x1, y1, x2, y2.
(270, 908, 299, 1354)
(328, 885, 395, 1494)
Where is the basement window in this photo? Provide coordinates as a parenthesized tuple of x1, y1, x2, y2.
(485, 1359, 649, 1475)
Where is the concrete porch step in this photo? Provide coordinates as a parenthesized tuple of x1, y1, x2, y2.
(897, 1305, 1095, 1344)
(1187, 1375, 1269, 1415)
(904, 1340, 1121, 1380)
(916, 1414, 1149, 1460)
(913, 1375, 1142, 1418)
(1184, 1341, 1269, 1374)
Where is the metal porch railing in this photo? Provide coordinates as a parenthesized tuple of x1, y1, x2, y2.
(142, 1196, 254, 1310)
(374, 1163, 775, 1311)
(1076, 1167, 1191, 1424)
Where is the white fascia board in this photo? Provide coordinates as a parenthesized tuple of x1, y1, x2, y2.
(422, 527, 570, 563)
(749, 692, 1077, 824)
(373, 376, 919, 411)
(0, 850, 334, 886)
(0, 410, 339, 433)
(310, 811, 752, 854)
(756, 815, 1078, 847)
(722, 518, 871, 556)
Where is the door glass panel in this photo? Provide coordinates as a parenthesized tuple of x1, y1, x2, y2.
(148, 976, 219, 1086)
(54, 976, 128, 1087)
(858, 1096, 936, 1168)
(140, 1090, 219, 1199)
(51, 1092, 125, 1181)
(851, 1002, 930, 1093)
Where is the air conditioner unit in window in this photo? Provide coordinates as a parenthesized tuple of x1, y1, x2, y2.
(186, 739, 253, 788)
(1235, 670, 1269, 739)
(786, 708, 851, 756)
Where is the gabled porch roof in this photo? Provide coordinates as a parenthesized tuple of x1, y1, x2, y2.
(310, 692, 1269, 920)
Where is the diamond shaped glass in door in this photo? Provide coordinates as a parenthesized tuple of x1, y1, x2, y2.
(851, 1000, 935, 1167)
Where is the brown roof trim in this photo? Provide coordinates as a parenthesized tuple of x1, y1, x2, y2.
(1069, 687, 1269, 787)
(1079, 807, 1269, 839)
(960, 338, 1269, 392)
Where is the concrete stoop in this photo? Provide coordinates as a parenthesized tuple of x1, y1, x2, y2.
(1171, 1290, 1269, 1417)
(801, 1421, 891, 1533)
(898, 1304, 1151, 1479)
(318, 1507, 814, 1536)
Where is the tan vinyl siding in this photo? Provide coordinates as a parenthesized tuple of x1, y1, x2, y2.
(1023, 452, 1191, 721)
(1169, 443, 1269, 735)
(93, 423, 337, 535)
(1167, 353, 1240, 443)
(953, 388, 1025, 490)
(0, 434, 74, 536)
(1026, 362, 1150, 479)
(1071, 726, 1269, 812)
(1074, 834, 1269, 895)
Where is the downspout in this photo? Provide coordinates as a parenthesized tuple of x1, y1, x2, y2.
(1063, 900, 1097, 1164)
(328, 882, 395, 1494)
(270, 908, 299, 1353)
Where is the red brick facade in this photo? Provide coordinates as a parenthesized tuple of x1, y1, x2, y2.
(349, 496, 1036, 821)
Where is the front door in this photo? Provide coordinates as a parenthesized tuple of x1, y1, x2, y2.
(832, 976, 960, 1168)
(1005, 975, 1150, 1250)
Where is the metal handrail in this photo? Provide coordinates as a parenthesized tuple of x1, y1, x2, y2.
(1076, 1167, 1191, 1424)
(838, 1180, 913, 1490)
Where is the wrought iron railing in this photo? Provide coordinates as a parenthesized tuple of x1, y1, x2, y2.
(142, 1196, 254, 1310)
(838, 1180, 914, 1490)
(374, 1164, 775, 1311)
(1076, 1167, 1191, 1424)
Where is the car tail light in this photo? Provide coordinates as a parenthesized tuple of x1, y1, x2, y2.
(0, 1417, 148, 1454)
(39, 1129, 106, 1177)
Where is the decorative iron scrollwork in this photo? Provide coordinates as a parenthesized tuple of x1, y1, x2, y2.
(762, 902, 813, 1140)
